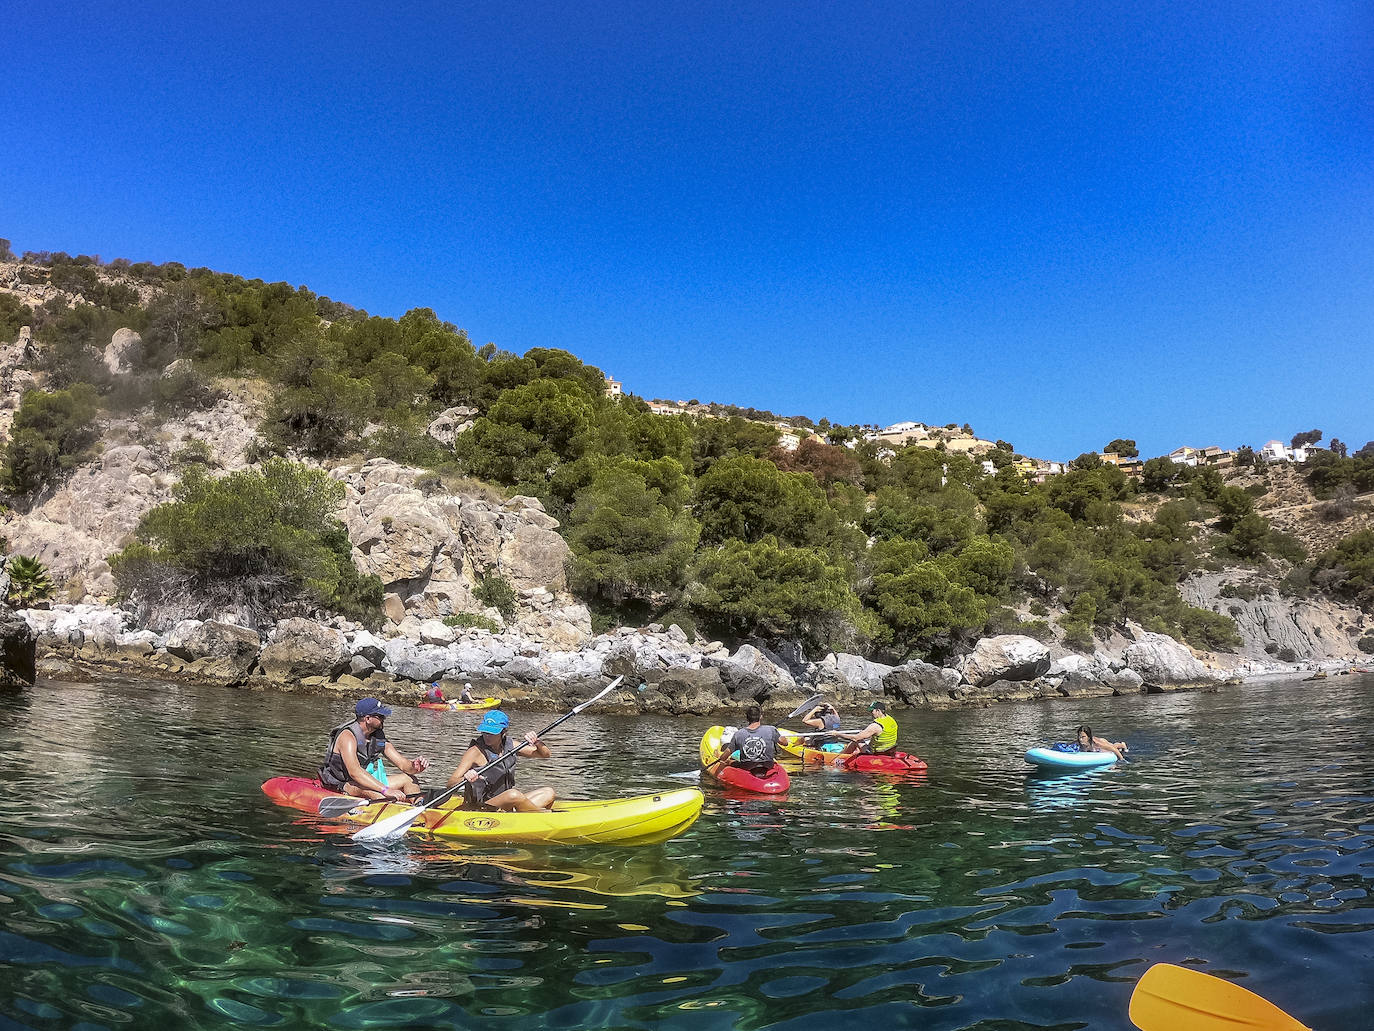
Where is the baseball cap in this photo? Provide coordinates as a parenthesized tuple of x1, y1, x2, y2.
(355, 697, 393, 718)
(868, 699, 887, 711)
(476, 710, 510, 734)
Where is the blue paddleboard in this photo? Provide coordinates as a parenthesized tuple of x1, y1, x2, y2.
(1024, 745, 1118, 770)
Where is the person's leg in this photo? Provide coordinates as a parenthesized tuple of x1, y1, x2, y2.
(387, 772, 420, 796)
(485, 788, 553, 813)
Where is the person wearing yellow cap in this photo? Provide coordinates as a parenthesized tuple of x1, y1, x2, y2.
(445, 709, 555, 812)
(319, 697, 430, 801)
(834, 699, 900, 762)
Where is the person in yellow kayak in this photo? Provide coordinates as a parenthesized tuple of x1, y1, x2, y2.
(835, 699, 899, 760)
(320, 697, 430, 801)
(459, 682, 476, 704)
(423, 682, 445, 704)
(800, 701, 845, 752)
(446, 709, 555, 812)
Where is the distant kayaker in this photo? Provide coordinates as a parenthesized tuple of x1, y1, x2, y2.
(720, 705, 783, 776)
(801, 701, 844, 751)
(424, 683, 445, 703)
(835, 699, 899, 760)
(459, 682, 476, 704)
(1076, 724, 1128, 760)
(320, 697, 429, 802)
(446, 709, 555, 812)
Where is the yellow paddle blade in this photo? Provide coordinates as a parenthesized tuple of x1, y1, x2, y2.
(1129, 963, 1310, 1031)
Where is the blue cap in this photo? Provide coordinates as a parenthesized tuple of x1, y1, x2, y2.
(355, 697, 392, 718)
(476, 710, 509, 734)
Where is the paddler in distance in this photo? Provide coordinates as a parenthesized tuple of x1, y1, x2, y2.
(320, 697, 429, 801)
(834, 699, 900, 762)
(446, 709, 556, 812)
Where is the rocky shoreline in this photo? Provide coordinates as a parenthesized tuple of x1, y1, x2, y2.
(16, 602, 1354, 719)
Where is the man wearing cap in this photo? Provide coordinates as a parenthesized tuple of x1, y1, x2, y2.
(835, 699, 900, 761)
(444, 709, 555, 812)
(319, 698, 430, 801)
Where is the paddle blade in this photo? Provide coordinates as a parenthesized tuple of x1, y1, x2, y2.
(318, 796, 367, 817)
(351, 803, 426, 845)
(1129, 964, 1310, 1031)
(787, 694, 824, 720)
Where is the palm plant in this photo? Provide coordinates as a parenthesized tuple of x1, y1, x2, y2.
(6, 554, 54, 607)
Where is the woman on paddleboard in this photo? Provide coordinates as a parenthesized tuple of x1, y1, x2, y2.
(1075, 724, 1128, 760)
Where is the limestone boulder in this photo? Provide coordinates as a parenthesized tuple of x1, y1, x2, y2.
(646, 666, 729, 715)
(104, 328, 142, 375)
(960, 635, 1051, 687)
(0, 611, 35, 687)
(259, 618, 350, 683)
(381, 638, 454, 682)
(347, 629, 387, 665)
(831, 653, 894, 694)
(704, 644, 798, 701)
(427, 406, 477, 445)
(166, 620, 261, 680)
(882, 661, 960, 706)
(1123, 633, 1225, 686)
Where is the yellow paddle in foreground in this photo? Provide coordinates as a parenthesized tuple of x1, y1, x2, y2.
(1130, 963, 1311, 1031)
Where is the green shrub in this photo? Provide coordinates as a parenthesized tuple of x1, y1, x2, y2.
(1358, 636, 1374, 654)
(2, 386, 100, 498)
(475, 572, 518, 616)
(172, 439, 214, 468)
(1264, 642, 1279, 655)
(442, 611, 502, 634)
(1277, 646, 1297, 663)
(111, 458, 382, 622)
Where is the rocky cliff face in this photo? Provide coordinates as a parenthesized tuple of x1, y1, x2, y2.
(1181, 571, 1370, 662)
(338, 459, 591, 647)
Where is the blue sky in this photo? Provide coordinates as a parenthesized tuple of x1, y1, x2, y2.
(3, 1, 1371, 460)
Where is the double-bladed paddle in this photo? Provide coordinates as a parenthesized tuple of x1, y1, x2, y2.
(350, 676, 625, 845)
(1129, 963, 1310, 1031)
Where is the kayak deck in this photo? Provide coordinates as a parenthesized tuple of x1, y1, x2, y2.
(262, 777, 703, 845)
(418, 697, 502, 711)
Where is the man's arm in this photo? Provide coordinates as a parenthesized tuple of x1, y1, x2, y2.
(840, 721, 880, 742)
(339, 733, 393, 794)
(382, 740, 429, 777)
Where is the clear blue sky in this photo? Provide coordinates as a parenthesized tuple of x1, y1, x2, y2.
(3, 1, 1371, 460)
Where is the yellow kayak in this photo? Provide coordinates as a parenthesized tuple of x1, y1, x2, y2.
(418, 697, 501, 711)
(263, 777, 703, 846)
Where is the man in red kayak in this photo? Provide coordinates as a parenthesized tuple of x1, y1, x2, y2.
(719, 704, 783, 777)
(835, 699, 899, 761)
(320, 697, 430, 802)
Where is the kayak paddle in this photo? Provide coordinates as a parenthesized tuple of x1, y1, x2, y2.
(1129, 963, 1310, 1031)
(351, 676, 625, 845)
(786, 694, 825, 720)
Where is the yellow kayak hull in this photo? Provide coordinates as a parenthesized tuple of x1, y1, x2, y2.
(263, 778, 703, 846)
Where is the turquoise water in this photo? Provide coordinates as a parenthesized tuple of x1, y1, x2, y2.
(3, 674, 1374, 1029)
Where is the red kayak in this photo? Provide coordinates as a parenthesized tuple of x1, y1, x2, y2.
(780, 738, 928, 774)
(699, 726, 790, 794)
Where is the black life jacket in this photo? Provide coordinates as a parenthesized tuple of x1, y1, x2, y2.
(463, 735, 516, 807)
(319, 720, 385, 790)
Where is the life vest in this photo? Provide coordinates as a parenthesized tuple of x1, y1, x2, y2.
(817, 712, 842, 745)
(320, 721, 386, 790)
(871, 714, 898, 754)
(463, 735, 517, 807)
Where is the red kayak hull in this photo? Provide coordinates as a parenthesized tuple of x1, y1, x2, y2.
(710, 763, 790, 794)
